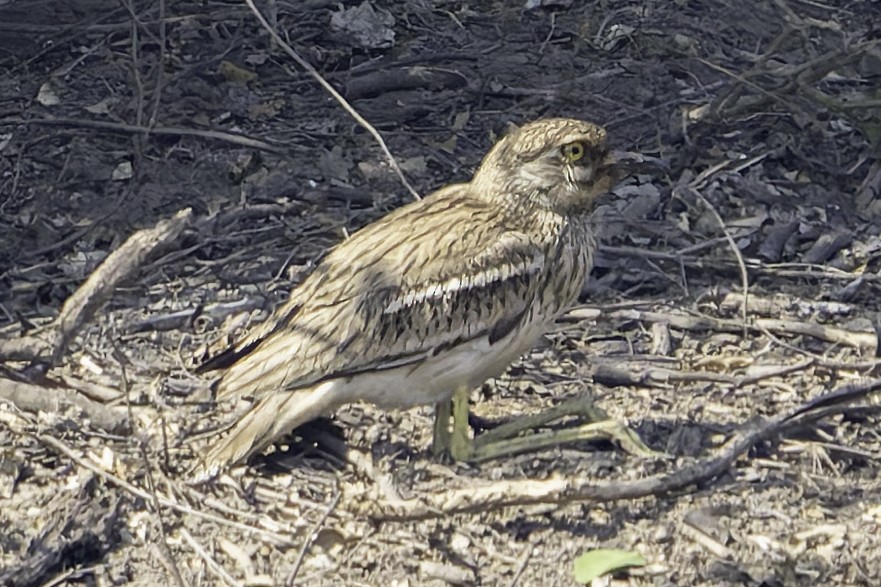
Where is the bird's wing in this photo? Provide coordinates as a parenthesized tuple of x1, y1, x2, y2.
(202, 187, 566, 401)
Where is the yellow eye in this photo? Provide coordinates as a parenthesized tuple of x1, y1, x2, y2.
(561, 142, 585, 162)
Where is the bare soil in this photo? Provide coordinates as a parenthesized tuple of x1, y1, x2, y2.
(1, 1, 881, 586)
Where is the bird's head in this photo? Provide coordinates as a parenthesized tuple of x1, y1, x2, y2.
(472, 118, 634, 216)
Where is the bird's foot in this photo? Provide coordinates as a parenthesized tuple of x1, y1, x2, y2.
(468, 396, 660, 462)
(432, 392, 661, 463)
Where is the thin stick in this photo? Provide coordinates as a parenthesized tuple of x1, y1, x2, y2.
(243, 0, 421, 201)
(286, 489, 342, 586)
(27, 431, 298, 545)
(181, 528, 243, 587)
(682, 185, 750, 334)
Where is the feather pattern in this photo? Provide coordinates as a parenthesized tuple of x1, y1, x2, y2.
(192, 118, 611, 479)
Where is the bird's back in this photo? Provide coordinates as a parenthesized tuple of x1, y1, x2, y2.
(202, 185, 593, 406)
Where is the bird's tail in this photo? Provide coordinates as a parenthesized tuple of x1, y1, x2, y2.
(189, 381, 338, 483)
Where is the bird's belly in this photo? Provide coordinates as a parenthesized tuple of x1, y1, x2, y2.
(340, 319, 551, 409)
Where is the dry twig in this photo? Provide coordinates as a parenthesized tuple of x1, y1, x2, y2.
(50, 208, 192, 365)
(3, 117, 288, 155)
(287, 489, 342, 586)
(567, 307, 878, 354)
(0, 375, 128, 433)
(181, 528, 243, 587)
(364, 378, 881, 520)
(243, 0, 421, 201)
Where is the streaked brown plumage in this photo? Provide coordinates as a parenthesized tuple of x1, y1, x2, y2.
(192, 118, 626, 480)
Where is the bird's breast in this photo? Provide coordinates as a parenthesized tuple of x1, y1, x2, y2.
(536, 218, 595, 317)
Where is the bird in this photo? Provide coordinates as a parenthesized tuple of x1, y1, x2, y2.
(191, 117, 655, 481)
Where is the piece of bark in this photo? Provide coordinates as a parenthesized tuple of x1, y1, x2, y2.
(801, 232, 853, 265)
(757, 221, 798, 262)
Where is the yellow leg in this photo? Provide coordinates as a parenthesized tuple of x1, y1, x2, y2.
(469, 396, 658, 463)
(433, 392, 658, 463)
(431, 387, 475, 460)
(449, 386, 473, 461)
(432, 399, 452, 456)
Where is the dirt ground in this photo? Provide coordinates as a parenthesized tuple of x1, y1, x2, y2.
(2, 0, 881, 585)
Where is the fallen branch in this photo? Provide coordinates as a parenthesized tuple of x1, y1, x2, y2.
(0, 375, 128, 434)
(601, 244, 875, 283)
(592, 357, 814, 389)
(568, 307, 878, 354)
(364, 378, 881, 520)
(0, 209, 193, 428)
(50, 208, 192, 365)
(8, 117, 288, 156)
(716, 292, 854, 318)
(0, 335, 51, 362)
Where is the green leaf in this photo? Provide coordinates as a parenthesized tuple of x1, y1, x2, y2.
(572, 549, 647, 584)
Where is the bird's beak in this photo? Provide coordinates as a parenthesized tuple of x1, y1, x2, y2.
(603, 150, 670, 177)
